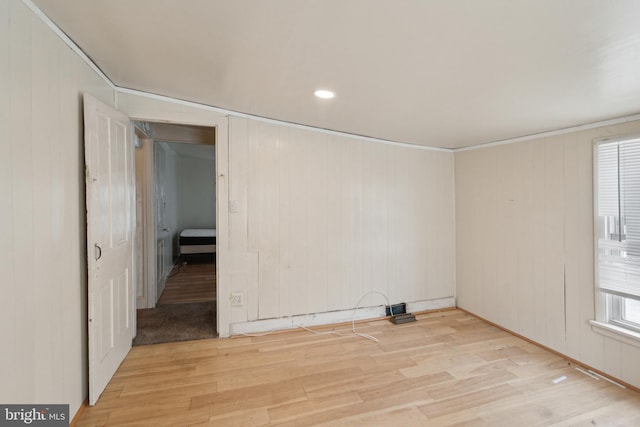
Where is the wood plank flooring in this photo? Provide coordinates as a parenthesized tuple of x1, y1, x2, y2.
(77, 309, 640, 426)
(158, 259, 216, 305)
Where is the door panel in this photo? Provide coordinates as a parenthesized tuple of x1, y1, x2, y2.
(134, 140, 147, 307)
(84, 94, 135, 405)
(155, 144, 168, 301)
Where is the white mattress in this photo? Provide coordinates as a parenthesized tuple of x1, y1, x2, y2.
(180, 228, 216, 238)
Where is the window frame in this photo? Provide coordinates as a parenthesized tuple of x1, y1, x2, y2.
(609, 295, 640, 333)
(592, 135, 640, 346)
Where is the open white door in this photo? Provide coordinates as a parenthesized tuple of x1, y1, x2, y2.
(84, 94, 136, 405)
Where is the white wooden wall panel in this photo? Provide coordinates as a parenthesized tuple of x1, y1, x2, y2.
(386, 145, 399, 303)
(229, 117, 248, 253)
(392, 148, 410, 303)
(427, 150, 456, 299)
(325, 134, 344, 312)
(246, 120, 260, 255)
(496, 145, 518, 330)
(346, 138, 365, 308)
(405, 150, 422, 302)
(228, 116, 251, 324)
(278, 126, 292, 316)
(361, 143, 374, 306)
(246, 120, 261, 320)
(515, 142, 535, 338)
(288, 127, 309, 315)
(531, 142, 547, 344)
(257, 122, 280, 319)
(421, 151, 439, 300)
(0, 0, 14, 403)
(603, 337, 623, 380)
(455, 119, 640, 389)
(544, 138, 566, 351)
(0, 0, 115, 416)
(227, 117, 455, 323)
(621, 345, 640, 387)
(375, 144, 392, 300)
(306, 131, 329, 313)
(32, 17, 59, 401)
(8, 0, 35, 400)
(410, 149, 426, 302)
(563, 134, 582, 358)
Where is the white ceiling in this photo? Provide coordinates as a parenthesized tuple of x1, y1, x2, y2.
(32, 0, 640, 149)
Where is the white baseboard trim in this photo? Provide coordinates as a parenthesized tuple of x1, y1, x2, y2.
(229, 297, 455, 336)
(406, 297, 456, 313)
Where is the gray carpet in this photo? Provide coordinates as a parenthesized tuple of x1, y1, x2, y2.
(133, 301, 217, 346)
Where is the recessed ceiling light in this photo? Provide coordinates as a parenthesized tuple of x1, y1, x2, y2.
(314, 89, 335, 99)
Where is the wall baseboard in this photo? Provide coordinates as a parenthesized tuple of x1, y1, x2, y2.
(70, 399, 88, 427)
(457, 307, 640, 394)
(230, 297, 455, 335)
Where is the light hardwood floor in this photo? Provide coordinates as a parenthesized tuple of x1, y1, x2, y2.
(157, 260, 216, 305)
(77, 309, 640, 426)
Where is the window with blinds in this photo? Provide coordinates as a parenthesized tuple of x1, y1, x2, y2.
(595, 136, 640, 316)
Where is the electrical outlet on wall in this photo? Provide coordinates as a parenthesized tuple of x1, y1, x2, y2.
(230, 292, 244, 307)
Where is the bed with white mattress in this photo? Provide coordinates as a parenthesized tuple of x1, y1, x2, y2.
(179, 228, 216, 255)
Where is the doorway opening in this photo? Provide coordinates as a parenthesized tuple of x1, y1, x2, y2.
(132, 121, 217, 345)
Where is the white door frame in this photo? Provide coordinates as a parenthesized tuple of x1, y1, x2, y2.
(115, 90, 230, 337)
(153, 141, 170, 303)
(136, 128, 218, 310)
(134, 132, 157, 309)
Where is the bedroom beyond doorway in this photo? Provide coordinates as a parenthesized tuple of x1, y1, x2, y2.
(133, 121, 217, 345)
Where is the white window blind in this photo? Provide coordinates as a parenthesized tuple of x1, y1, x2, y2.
(596, 137, 640, 301)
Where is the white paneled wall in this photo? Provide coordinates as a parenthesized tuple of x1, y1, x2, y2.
(179, 156, 216, 230)
(455, 119, 640, 389)
(155, 142, 180, 273)
(0, 0, 114, 415)
(227, 117, 455, 325)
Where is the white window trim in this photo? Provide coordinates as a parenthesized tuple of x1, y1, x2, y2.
(592, 134, 640, 346)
